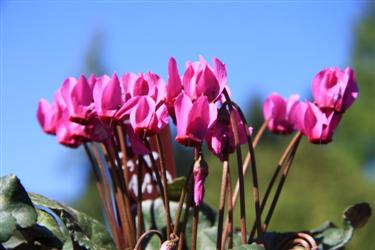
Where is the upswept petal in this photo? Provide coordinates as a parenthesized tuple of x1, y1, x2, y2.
(174, 93, 193, 138)
(167, 57, 182, 102)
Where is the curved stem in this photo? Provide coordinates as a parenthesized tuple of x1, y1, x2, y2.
(133, 230, 163, 250)
(230, 101, 263, 241)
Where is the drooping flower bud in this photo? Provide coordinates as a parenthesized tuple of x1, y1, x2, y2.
(160, 239, 178, 250)
(193, 156, 209, 206)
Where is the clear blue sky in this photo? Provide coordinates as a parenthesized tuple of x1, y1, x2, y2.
(1, 1, 365, 202)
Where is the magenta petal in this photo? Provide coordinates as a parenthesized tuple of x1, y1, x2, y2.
(304, 102, 328, 142)
(340, 67, 359, 112)
(69, 75, 94, 123)
(185, 96, 210, 143)
(167, 57, 183, 102)
(37, 99, 57, 134)
(129, 96, 157, 135)
(197, 65, 220, 102)
(182, 63, 198, 100)
(213, 57, 227, 94)
(156, 104, 169, 131)
(101, 74, 122, 110)
(124, 124, 150, 155)
(174, 93, 193, 139)
(115, 96, 142, 121)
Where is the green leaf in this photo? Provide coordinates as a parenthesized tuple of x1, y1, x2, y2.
(167, 177, 186, 201)
(196, 226, 217, 250)
(30, 193, 115, 250)
(142, 198, 216, 249)
(233, 243, 265, 250)
(0, 174, 37, 242)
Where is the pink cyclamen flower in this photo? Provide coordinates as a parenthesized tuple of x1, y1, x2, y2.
(182, 56, 227, 102)
(296, 101, 342, 144)
(128, 96, 169, 137)
(193, 157, 208, 206)
(263, 93, 300, 134)
(93, 74, 123, 121)
(68, 75, 95, 124)
(174, 93, 217, 147)
(205, 108, 250, 161)
(312, 67, 358, 113)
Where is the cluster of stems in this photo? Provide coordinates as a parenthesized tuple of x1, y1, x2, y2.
(82, 91, 304, 250)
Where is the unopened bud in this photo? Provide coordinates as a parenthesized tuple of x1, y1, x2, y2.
(193, 156, 209, 206)
(160, 240, 177, 250)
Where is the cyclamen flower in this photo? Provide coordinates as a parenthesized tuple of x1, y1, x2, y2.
(68, 75, 95, 124)
(128, 96, 169, 137)
(205, 108, 250, 161)
(295, 101, 342, 144)
(93, 74, 123, 121)
(263, 93, 300, 134)
(312, 67, 358, 113)
(167, 56, 227, 107)
(115, 72, 169, 136)
(174, 93, 217, 147)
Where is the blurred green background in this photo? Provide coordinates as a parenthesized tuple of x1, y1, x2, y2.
(72, 3, 375, 249)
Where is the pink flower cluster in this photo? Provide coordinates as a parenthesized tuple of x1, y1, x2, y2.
(263, 67, 358, 143)
(37, 56, 253, 206)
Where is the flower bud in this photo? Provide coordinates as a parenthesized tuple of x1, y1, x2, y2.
(193, 156, 209, 206)
(160, 240, 177, 250)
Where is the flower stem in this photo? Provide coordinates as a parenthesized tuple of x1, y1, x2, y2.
(248, 132, 302, 242)
(102, 141, 135, 248)
(133, 230, 163, 250)
(231, 102, 263, 242)
(216, 159, 229, 250)
(226, 166, 234, 249)
(136, 155, 143, 242)
(224, 91, 247, 243)
(262, 133, 302, 232)
(177, 178, 193, 250)
(156, 134, 173, 240)
(173, 161, 194, 236)
(83, 143, 121, 249)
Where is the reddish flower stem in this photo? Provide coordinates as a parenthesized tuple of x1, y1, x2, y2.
(222, 119, 267, 245)
(248, 132, 302, 242)
(173, 161, 194, 236)
(156, 134, 173, 240)
(177, 177, 193, 250)
(144, 139, 167, 208)
(101, 142, 135, 248)
(226, 166, 234, 249)
(224, 91, 247, 243)
(83, 143, 121, 249)
(262, 133, 302, 233)
(216, 159, 229, 250)
(230, 101, 263, 242)
(133, 230, 163, 250)
(136, 155, 143, 242)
